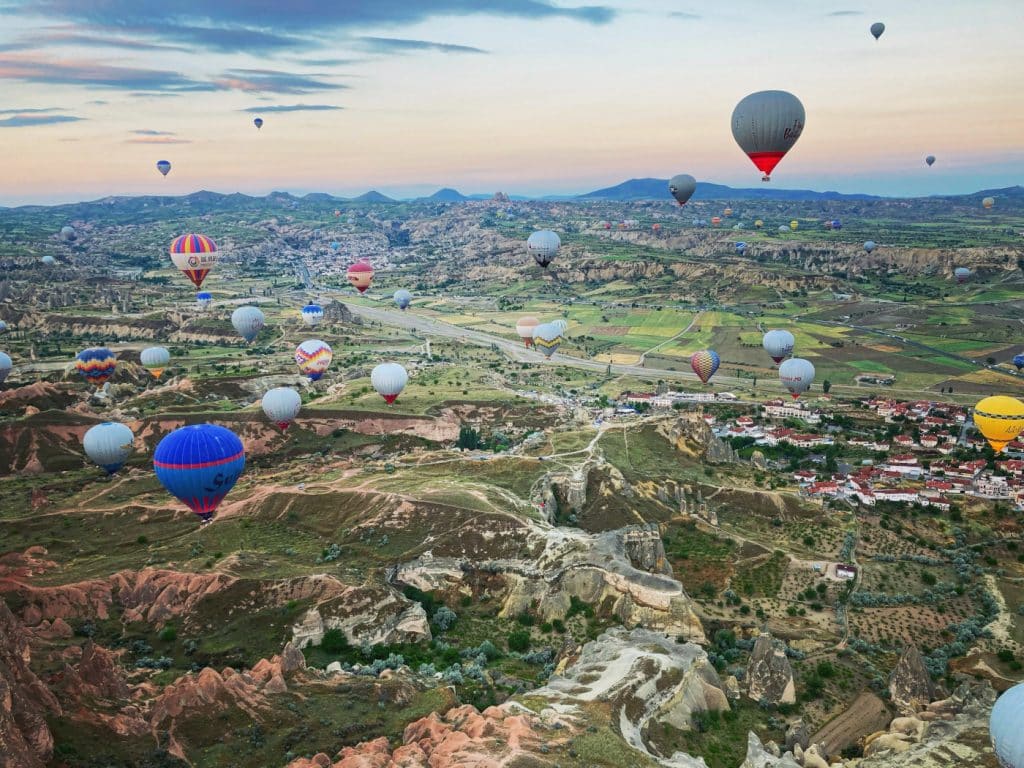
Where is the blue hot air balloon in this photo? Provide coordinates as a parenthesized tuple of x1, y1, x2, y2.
(196, 292, 212, 309)
(1013, 354, 1024, 371)
(735, 242, 747, 255)
(154, 424, 245, 523)
(831, 219, 842, 230)
(156, 160, 171, 177)
(301, 303, 324, 327)
(330, 241, 340, 252)
(253, 117, 263, 130)
(393, 289, 412, 310)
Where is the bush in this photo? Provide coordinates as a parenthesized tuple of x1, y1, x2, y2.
(320, 628, 349, 654)
(158, 626, 177, 643)
(552, 619, 566, 633)
(816, 660, 836, 678)
(432, 606, 458, 632)
(516, 612, 535, 627)
(566, 596, 594, 619)
(507, 630, 531, 653)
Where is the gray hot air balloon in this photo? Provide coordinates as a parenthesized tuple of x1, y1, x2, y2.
(925, 155, 935, 167)
(731, 90, 805, 181)
(954, 267, 972, 284)
(533, 323, 562, 358)
(60, 225, 77, 242)
(262, 387, 302, 430)
(863, 240, 876, 254)
(668, 174, 697, 206)
(778, 225, 789, 233)
(779, 357, 815, 399)
(393, 289, 412, 310)
(527, 230, 561, 268)
(140, 346, 171, 379)
(870, 22, 885, 40)
(231, 306, 265, 343)
(41, 255, 56, 266)
(0, 352, 11, 385)
(992, 683, 1024, 768)
(371, 363, 408, 404)
(0, 321, 7, 333)
(762, 330, 795, 365)
(83, 421, 134, 475)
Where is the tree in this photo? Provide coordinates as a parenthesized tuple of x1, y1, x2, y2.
(822, 379, 832, 394)
(507, 630, 530, 653)
(457, 425, 481, 451)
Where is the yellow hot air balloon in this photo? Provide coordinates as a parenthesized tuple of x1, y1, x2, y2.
(754, 220, 764, 229)
(973, 396, 1024, 452)
(789, 220, 799, 231)
(982, 197, 995, 210)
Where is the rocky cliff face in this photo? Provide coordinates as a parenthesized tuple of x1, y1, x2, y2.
(746, 633, 796, 706)
(662, 412, 738, 465)
(0, 599, 59, 768)
(291, 583, 431, 649)
(888, 646, 935, 716)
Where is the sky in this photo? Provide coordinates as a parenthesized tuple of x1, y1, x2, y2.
(0, 0, 1022, 205)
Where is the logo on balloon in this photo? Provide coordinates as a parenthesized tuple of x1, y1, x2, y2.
(783, 120, 804, 141)
(188, 256, 200, 267)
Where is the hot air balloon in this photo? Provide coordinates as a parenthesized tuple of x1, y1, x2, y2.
(41, 255, 56, 266)
(262, 387, 301, 430)
(711, 217, 723, 226)
(777, 225, 788, 233)
(253, 117, 263, 130)
(154, 424, 245, 522)
(551, 319, 569, 335)
(779, 358, 815, 399)
(723, 208, 733, 217)
(140, 346, 170, 379)
(762, 330, 795, 365)
(870, 22, 885, 40)
(831, 219, 842, 230)
(0, 352, 11, 385)
(731, 90, 805, 181)
(394, 289, 412, 310)
(652, 223, 662, 233)
(735, 242, 747, 255)
(295, 339, 333, 381)
(1013, 354, 1024, 371)
(790, 220, 799, 231)
(83, 422, 134, 475)
(156, 160, 171, 177)
(330, 241, 340, 252)
(527, 230, 561, 268)
(991, 682, 1024, 768)
(983, 197, 995, 210)
(196, 291, 212, 309)
(60, 225, 76, 242)
(169, 234, 217, 289)
(754, 220, 764, 229)
(0, 321, 7, 333)
(863, 240, 876, 254)
(347, 260, 374, 293)
(301, 303, 324, 327)
(371, 363, 408, 404)
(690, 350, 720, 384)
(516, 316, 540, 346)
(824, 220, 834, 231)
(925, 155, 935, 167)
(75, 347, 117, 387)
(231, 306, 265, 343)
(333, 210, 341, 218)
(954, 267, 972, 284)
(972, 396, 1024, 452)
(533, 323, 562, 358)
(669, 174, 697, 206)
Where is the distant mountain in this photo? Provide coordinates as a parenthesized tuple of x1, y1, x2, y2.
(352, 190, 396, 203)
(302, 192, 346, 202)
(426, 188, 468, 202)
(578, 177, 882, 202)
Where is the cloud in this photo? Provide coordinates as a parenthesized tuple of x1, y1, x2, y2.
(124, 136, 191, 144)
(32, 30, 188, 51)
(292, 57, 361, 67)
(212, 68, 343, 94)
(0, 113, 84, 127)
(0, 106, 60, 115)
(668, 11, 701, 19)
(0, 52, 213, 91)
(826, 10, 863, 16)
(357, 37, 487, 55)
(131, 129, 176, 135)
(241, 104, 343, 113)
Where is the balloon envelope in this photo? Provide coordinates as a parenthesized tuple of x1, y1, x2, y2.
(83, 422, 134, 474)
(754, 220, 764, 229)
(925, 155, 935, 166)
(533, 323, 562, 358)
(864, 240, 876, 253)
(295, 339, 333, 380)
(690, 350, 721, 384)
(153, 424, 245, 521)
(253, 117, 263, 129)
(973, 396, 1024, 452)
(1013, 354, 1024, 371)
(870, 22, 885, 39)
(262, 387, 301, 430)
(668, 174, 697, 206)
(735, 242, 747, 255)
(731, 90, 805, 180)
(991, 683, 1024, 768)
(763, 330, 795, 364)
(301, 303, 324, 326)
(779, 358, 815, 398)
(0, 351, 11, 385)
(954, 267, 972, 284)
(41, 255, 57, 265)
(140, 346, 170, 379)
(156, 160, 171, 176)
(790, 220, 799, 231)
(831, 219, 842, 230)
(393, 289, 412, 310)
(347, 260, 374, 293)
(983, 197, 995, 209)
(60, 226, 76, 241)
(196, 292, 212, 309)
(516, 316, 540, 346)
(231, 306, 265, 343)
(371, 363, 408, 404)
(170, 234, 217, 289)
(76, 347, 117, 387)
(527, 230, 560, 268)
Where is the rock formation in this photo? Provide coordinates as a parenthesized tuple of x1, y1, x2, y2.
(888, 645, 934, 716)
(746, 633, 796, 705)
(661, 412, 738, 464)
(291, 584, 431, 648)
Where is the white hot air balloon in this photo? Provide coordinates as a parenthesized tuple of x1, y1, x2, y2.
(371, 363, 408, 404)
(231, 306, 265, 343)
(393, 289, 412, 310)
(779, 358, 815, 399)
(992, 683, 1024, 768)
(762, 330, 795, 365)
(551, 318, 569, 334)
(140, 346, 171, 379)
(668, 174, 697, 206)
(301, 303, 324, 327)
(731, 90, 805, 181)
(527, 230, 561, 268)
(863, 240, 877, 254)
(83, 422, 134, 475)
(0, 352, 11, 385)
(262, 387, 302, 430)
